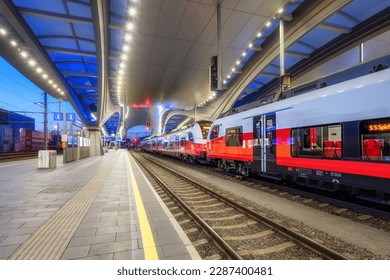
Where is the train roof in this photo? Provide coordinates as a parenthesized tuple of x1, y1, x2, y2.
(214, 68, 390, 125)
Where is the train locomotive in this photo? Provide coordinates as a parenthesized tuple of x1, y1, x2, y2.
(141, 121, 211, 163)
(207, 68, 390, 202)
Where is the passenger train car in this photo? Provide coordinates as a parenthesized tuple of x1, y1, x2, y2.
(140, 121, 211, 163)
(207, 68, 390, 202)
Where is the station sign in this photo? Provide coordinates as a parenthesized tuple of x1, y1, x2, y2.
(53, 112, 63, 121)
(73, 119, 83, 128)
(66, 113, 76, 121)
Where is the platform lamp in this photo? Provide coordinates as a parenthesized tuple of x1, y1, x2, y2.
(34, 92, 48, 150)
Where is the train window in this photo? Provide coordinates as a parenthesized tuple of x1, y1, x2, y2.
(226, 126, 243, 147)
(360, 118, 390, 162)
(200, 122, 211, 139)
(180, 137, 186, 147)
(255, 119, 262, 141)
(291, 124, 342, 158)
(188, 132, 194, 142)
(210, 125, 219, 140)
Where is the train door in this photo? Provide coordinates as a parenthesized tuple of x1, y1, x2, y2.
(252, 113, 277, 174)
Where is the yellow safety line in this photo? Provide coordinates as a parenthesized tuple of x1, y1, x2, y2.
(126, 153, 158, 260)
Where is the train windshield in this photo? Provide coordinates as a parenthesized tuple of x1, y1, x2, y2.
(199, 121, 211, 139)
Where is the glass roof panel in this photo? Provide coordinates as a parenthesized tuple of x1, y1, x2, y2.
(57, 63, 87, 72)
(298, 27, 340, 49)
(247, 81, 262, 89)
(110, 29, 122, 49)
(253, 75, 273, 85)
(85, 64, 97, 73)
(73, 23, 95, 40)
(49, 53, 83, 62)
(341, 0, 390, 21)
(66, 1, 92, 18)
(39, 37, 78, 49)
(79, 40, 96, 52)
(287, 42, 315, 54)
(324, 13, 357, 28)
(76, 89, 96, 94)
(284, 55, 303, 70)
(13, 0, 66, 14)
(68, 77, 95, 86)
(110, 0, 127, 23)
(23, 15, 72, 36)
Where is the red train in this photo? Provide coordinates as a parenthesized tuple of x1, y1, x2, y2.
(141, 68, 390, 202)
(207, 68, 390, 202)
(140, 121, 211, 163)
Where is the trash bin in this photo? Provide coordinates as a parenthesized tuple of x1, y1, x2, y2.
(38, 150, 57, 168)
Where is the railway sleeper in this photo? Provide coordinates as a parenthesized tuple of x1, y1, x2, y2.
(238, 242, 296, 258)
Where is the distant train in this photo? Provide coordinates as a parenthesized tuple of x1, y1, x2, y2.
(140, 121, 211, 163)
(141, 68, 390, 202)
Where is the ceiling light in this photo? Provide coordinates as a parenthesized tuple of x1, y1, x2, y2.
(121, 53, 128, 60)
(278, 8, 284, 14)
(266, 21, 271, 27)
(248, 43, 253, 49)
(126, 22, 134, 31)
(36, 67, 42, 73)
(28, 59, 36, 66)
(124, 33, 132, 41)
(242, 51, 247, 57)
(257, 32, 262, 38)
(128, 8, 136, 16)
(223, 80, 227, 84)
(20, 51, 28, 58)
(231, 67, 236, 72)
(123, 45, 130, 52)
(48, 79, 53, 84)
(0, 28, 7, 35)
(236, 60, 240, 65)
(10, 40, 17, 47)
(42, 73, 48, 79)
(227, 74, 231, 79)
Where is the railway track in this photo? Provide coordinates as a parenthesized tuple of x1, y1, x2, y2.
(0, 151, 38, 161)
(131, 151, 348, 260)
(147, 151, 390, 227)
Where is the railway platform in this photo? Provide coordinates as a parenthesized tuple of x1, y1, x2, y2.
(0, 150, 200, 260)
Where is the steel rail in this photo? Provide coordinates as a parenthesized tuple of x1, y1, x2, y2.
(131, 151, 242, 260)
(132, 151, 349, 260)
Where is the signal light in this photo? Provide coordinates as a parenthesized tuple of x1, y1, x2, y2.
(146, 119, 151, 130)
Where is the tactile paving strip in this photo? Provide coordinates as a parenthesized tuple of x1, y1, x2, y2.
(9, 166, 113, 260)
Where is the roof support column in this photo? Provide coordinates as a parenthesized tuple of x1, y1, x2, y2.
(217, 0, 222, 91)
(86, 127, 103, 156)
(279, 19, 285, 78)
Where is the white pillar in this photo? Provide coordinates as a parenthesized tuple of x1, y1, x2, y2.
(87, 127, 103, 156)
(360, 43, 364, 63)
(279, 19, 285, 77)
(217, 0, 222, 91)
